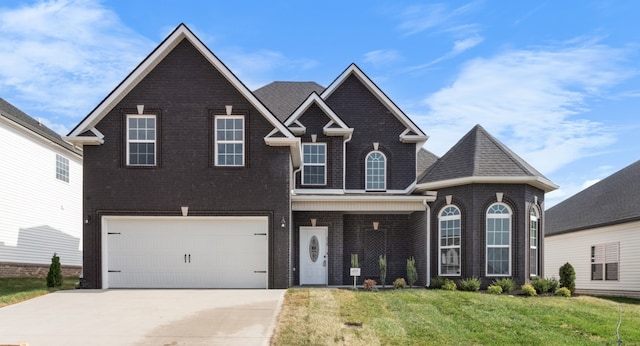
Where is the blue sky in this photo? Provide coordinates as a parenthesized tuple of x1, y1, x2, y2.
(1, 0, 638, 208)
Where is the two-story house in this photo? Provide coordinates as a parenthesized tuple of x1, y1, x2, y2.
(66, 24, 556, 289)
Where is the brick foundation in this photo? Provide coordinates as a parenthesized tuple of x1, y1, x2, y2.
(0, 262, 82, 278)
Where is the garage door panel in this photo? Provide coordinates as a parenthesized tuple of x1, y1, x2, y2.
(104, 216, 268, 288)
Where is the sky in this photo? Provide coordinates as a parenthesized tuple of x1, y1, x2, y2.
(0, 0, 638, 208)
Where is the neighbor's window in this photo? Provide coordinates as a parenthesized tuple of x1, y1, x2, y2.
(127, 115, 156, 166)
(56, 154, 69, 182)
(302, 143, 326, 185)
(530, 206, 540, 276)
(591, 243, 619, 281)
(365, 151, 386, 191)
(215, 115, 244, 166)
(439, 205, 461, 276)
(486, 203, 512, 276)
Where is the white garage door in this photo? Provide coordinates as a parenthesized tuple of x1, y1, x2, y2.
(102, 216, 268, 288)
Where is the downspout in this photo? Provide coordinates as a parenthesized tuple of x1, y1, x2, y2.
(424, 199, 431, 288)
(342, 132, 353, 191)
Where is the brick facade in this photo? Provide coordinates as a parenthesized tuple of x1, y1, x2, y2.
(0, 262, 81, 278)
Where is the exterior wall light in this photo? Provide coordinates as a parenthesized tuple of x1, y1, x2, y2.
(281, 216, 286, 229)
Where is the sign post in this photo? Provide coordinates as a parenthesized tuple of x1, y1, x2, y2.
(350, 267, 361, 289)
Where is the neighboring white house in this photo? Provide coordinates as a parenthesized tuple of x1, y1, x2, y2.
(0, 98, 83, 277)
(545, 160, 640, 298)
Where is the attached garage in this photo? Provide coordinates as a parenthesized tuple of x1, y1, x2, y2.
(101, 216, 269, 288)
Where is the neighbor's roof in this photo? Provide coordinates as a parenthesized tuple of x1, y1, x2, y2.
(417, 147, 439, 177)
(416, 125, 557, 192)
(0, 97, 81, 156)
(546, 159, 640, 236)
(254, 81, 325, 121)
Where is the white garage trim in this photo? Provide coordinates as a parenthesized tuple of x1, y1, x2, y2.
(101, 216, 269, 289)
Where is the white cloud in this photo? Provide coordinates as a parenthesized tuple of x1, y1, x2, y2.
(0, 0, 154, 132)
(364, 49, 401, 67)
(396, 2, 478, 36)
(416, 40, 629, 176)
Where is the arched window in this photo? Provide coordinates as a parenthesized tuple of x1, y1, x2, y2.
(365, 151, 386, 191)
(439, 205, 461, 276)
(486, 203, 512, 276)
(530, 206, 540, 277)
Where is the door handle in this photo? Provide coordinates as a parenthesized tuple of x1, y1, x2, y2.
(184, 254, 187, 263)
(188, 254, 191, 263)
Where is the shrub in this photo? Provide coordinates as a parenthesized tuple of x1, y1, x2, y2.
(406, 257, 418, 288)
(430, 276, 447, 289)
(442, 280, 457, 291)
(351, 254, 359, 268)
(531, 277, 560, 294)
(46, 253, 63, 287)
(492, 278, 516, 294)
(521, 284, 537, 296)
(487, 285, 503, 294)
(548, 277, 560, 292)
(393, 278, 406, 289)
(379, 255, 387, 287)
(559, 262, 576, 295)
(459, 277, 481, 292)
(555, 287, 571, 297)
(363, 279, 377, 291)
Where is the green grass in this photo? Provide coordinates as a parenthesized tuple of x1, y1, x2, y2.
(271, 288, 640, 345)
(0, 277, 78, 307)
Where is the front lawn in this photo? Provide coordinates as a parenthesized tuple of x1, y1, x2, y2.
(0, 277, 78, 308)
(271, 288, 640, 345)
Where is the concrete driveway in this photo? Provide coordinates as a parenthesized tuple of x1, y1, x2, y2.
(0, 289, 285, 346)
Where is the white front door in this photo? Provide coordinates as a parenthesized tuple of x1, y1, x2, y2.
(299, 227, 328, 285)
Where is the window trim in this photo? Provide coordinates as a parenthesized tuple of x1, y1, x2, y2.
(365, 151, 387, 191)
(55, 154, 69, 183)
(302, 143, 327, 186)
(438, 205, 461, 276)
(530, 206, 540, 277)
(486, 202, 512, 277)
(126, 114, 157, 167)
(214, 115, 245, 167)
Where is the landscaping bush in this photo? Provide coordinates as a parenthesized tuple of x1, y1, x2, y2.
(442, 279, 457, 291)
(548, 277, 559, 292)
(46, 253, 63, 288)
(379, 255, 387, 287)
(491, 278, 516, 294)
(406, 256, 418, 287)
(363, 279, 377, 291)
(459, 277, 481, 292)
(393, 278, 406, 289)
(487, 285, 503, 294)
(430, 276, 447, 289)
(531, 277, 560, 294)
(559, 262, 576, 295)
(521, 284, 537, 296)
(555, 287, 571, 297)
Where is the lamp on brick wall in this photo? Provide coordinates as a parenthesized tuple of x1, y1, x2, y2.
(281, 216, 286, 229)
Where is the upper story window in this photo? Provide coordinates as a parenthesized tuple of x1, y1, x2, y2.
(56, 154, 69, 182)
(486, 203, 512, 276)
(365, 151, 386, 191)
(215, 115, 244, 167)
(591, 242, 619, 281)
(302, 143, 326, 185)
(530, 207, 540, 277)
(127, 115, 156, 166)
(439, 205, 461, 276)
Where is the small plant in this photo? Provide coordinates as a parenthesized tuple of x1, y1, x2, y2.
(559, 262, 576, 295)
(487, 284, 503, 294)
(351, 254, 359, 268)
(379, 255, 387, 288)
(363, 279, 377, 291)
(548, 277, 560, 292)
(531, 277, 560, 294)
(430, 276, 447, 289)
(492, 278, 516, 294)
(393, 278, 406, 289)
(406, 256, 418, 288)
(555, 287, 572, 297)
(459, 277, 481, 292)
(521, 283, 537, 296)
(46, 253, 63, 287)
(442, 279, 457, 291)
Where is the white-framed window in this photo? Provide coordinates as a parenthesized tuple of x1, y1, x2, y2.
(365, 151, 386, 191)
(127, 115, 156, 166)
(302, 143, 326, 185)
(591, 242, 619, 281)
(486, 203, 512, 276)
(439, 205, 461, 276)
(215, 115, 244, 166)
(530, 206, 540, 277)
(56, 154, 69, 182)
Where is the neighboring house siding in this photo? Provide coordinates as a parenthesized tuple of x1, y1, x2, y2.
(0, 118, 82, 267)
(325, 75, 416, 191)
(545, 220, 640, 298)
(82, 39, 291, 288)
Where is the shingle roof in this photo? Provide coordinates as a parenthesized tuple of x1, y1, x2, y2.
(546, 159, 640, 236)
(253, 81, 325, 121)
(417, 147, 439, 177)
(417, 125, 556, 191)
(0, 97, 80, 155)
